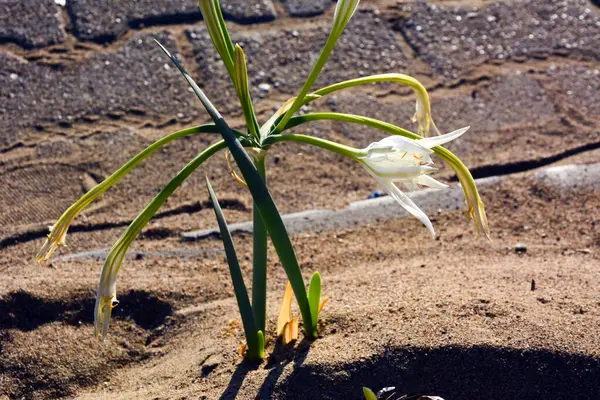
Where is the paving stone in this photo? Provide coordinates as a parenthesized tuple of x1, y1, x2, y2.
(67, 0, 276, 42)
(541, 64, 600, 125)
(186, 10, 410, 108)
(281, 0, 334, 17)
(221, 0, 277, 23)
(0, 0, 66, 48)
(399, 0, 600, 79)
(0, 31, 195, 148)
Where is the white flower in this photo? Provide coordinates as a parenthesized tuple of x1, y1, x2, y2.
(333, 0, 360, 34)
(359, 127, 469, 237)
(412, 92, 441, 137)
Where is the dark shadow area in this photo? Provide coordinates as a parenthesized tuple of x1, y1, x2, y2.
(257, 338, 311, 399)
(276, 345, 600, 400)
(128, 11, 203, 30)
(218, 359, 261, 400)
(0, 289, 173, 331)
(218, 338, 311, 400)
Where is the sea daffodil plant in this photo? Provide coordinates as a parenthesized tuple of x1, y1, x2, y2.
(37, 0, 489, 360)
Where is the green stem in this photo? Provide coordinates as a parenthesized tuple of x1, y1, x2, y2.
(263, 133, 361, 159)
(309, 73, 428, 101)
(287, 112, 420, 140)
(206, 177, 263, 359)
(251, 156, 268, 333)
(274, 30, 340, 133)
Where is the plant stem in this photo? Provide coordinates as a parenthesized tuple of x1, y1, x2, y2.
(273, 30, 339, 133)
(251, 156, 268, 333)
(263, 133, 361, 159)
(309, 73, 428, 100)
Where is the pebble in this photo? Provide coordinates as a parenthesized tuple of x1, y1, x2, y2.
(514, 243, 528, 253)
(258, 83, 271, 92)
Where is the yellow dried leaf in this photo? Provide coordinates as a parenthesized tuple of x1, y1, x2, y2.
(318, 296, 329, 313)
(277, 281, 298, 344)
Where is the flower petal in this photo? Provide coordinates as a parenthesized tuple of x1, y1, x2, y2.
(367, 135, 432, 155)
(418, 126, 469, 149)
(367, 163, 437, 178)
(416, 175, 449, 190)
(368, 170, 435, 237)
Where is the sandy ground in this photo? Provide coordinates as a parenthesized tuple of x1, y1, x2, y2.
(1, 0, 600, 399)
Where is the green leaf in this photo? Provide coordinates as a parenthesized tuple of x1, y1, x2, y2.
(363, 387, 378, 400)
(206, 177, 262, 359)
(36, 123, 223, 263)
(157, 41, 315, 337)
(308, 272, 321, 332)
(94, 140, 227, 338)
(251, 157, 268, 333)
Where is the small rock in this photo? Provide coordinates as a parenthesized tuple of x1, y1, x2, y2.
(258, 83, 271, 92)
(514, 243, 528, 254)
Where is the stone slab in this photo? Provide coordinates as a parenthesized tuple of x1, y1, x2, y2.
(281, 0, 334, 17)
(0, 31, 195, 148)
(0, 0, 66, 48)
(67, 0, 276, 42)
(399, 0, 600, 79)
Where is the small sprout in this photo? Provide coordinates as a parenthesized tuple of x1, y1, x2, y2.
(363, 387, 378, 400)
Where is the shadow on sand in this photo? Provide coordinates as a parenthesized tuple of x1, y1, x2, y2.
(0, 289, 173, 331)
(274, 345, 600, 399)
(219, 339, 312, 400)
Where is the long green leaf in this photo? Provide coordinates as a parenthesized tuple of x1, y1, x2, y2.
(156, 40, 316, 337)
(36, 124, 226, 262)
(94, 140, 227, 338)
(252, 157, 268, 333)
(206, 177, 263, 359)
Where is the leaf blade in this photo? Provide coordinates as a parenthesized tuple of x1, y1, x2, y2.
(206, 177, 262, 358)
